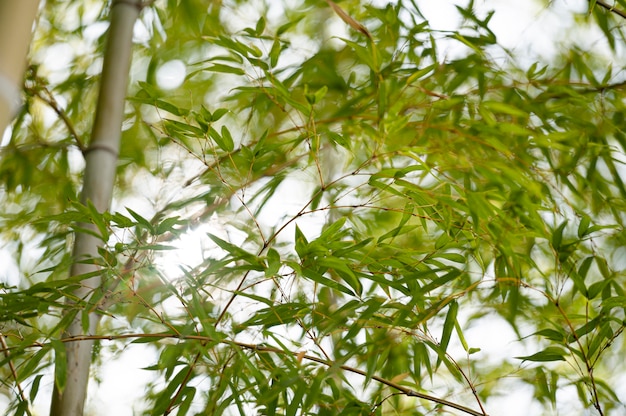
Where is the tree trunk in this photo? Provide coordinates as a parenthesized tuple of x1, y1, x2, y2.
(0, 1, 39, 133)
(50, 1, 142, 415)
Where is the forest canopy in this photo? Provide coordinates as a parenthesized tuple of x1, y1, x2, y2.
(1, 0, 626, 415)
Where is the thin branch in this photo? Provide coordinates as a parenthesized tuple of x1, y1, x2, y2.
(591, 0, 626, 19)
(0, 333, 32, 416)
(445, 352, 488, 415)
(165, 351, 201, 415)
(552, 299, 605, 415)
(323, 0, 373, 40)
(24, 83, 86, 152)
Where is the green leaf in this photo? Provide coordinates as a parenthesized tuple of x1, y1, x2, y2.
(602, 296, 626, 310)
(318, 256, 362, 296)
(209, 126, 234, 152)
(155, 216, 183, 235)
(49, 310, 79, 340)
(438, 300, 458, 365)
(137, 80, 161, 97)
(265, 248, 281, 277)
(406, 64, 437, 84)
(436, 252, 466, 264)
(153, 366, 192, 414)
(339, 38, 378, 71)
(455, 320, 469, 352)
(51, 340, 67, 392)
(300, 266, 355, 297)
(30, 374, 43, 402)
(319, 217, 347, 240)
(294, 225, 309, 258)
(482, 100, 528, 118)
(269, 38, 281, 67)
(163, 118, 205, 137)
(245, 303, 307, 327)
(178, 387, 196, 415)
(596, 256, 612, 279)
(126, 208, 155, 233)
(211, 108, 229, 122)
(17, 347, 50, 383)
(551, 220, 567, 250)
(516, 347, 568, 362)
(570, 260, 589, 297)
(577, 215, 591, 238)
(287, 382, 307, 416)
(255, 16, 266, 35)
(220, 126, 235, 152)
(208, 233, 260, 264)
(534, 328, 566, 342)
(206, 63, 245, 75)
(154, 99, 188, 116)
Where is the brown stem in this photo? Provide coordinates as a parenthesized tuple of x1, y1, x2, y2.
(0, 333, 32, 416)
(591, 0, 626, 19)
(552, 299, 605, 415)
(164, 351, 202, 415)
(25, 83, 86, 151)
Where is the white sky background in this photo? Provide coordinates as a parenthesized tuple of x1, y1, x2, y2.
(1, 0, 625, 415)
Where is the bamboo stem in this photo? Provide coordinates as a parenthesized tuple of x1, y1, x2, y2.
(50, 1, 142, 415)
(0, 1, 39, 133)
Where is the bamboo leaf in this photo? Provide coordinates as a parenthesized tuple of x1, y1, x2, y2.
(208, 233, 260, 264)
(126, 208, 155, 233)
(17, 347, 50, 383)
(516, 347, 568, 362)
(209, 126, 234, 152)
(51, 340, 67, 392)
(551, 220, 568, 250)
(577, 215, 591, 238)
(482, 100, 528, 118)
(220, 126, 235, 152)
(300, 266, 355, 296)
(437, 300, 458, 366)
(207, 63, 245, 75)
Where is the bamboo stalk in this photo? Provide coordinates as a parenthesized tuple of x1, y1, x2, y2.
(0, 1, 39, 133)
(50, 1, 143, 415)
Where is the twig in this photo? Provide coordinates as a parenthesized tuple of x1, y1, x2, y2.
(552, 299, 605, 415)
(323, 0, 373, 40)
(24, 84, 86, 152)
(164, 351, 201, 415)
(0, 333, 32, 416)
(591, 0, 626, 19)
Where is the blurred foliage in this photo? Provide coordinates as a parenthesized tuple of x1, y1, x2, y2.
(2, 0, 626, 415)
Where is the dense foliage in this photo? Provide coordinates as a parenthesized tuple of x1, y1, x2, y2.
(2, 0, 626, 415)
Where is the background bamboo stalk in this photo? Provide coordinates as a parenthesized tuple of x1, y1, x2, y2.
(50, 1, 142, 415)
(0, 1, 39, 134)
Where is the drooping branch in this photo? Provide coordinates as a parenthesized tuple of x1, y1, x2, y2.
(10, 333, 488, 416)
